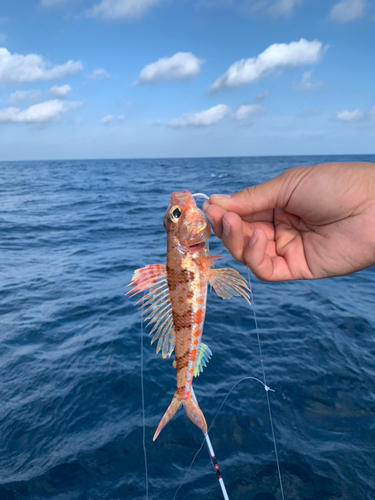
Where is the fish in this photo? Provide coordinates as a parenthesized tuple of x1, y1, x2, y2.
(128, 190, 250, 441)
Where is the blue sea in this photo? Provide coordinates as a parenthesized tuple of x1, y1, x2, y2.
(1, 155, 375, 500)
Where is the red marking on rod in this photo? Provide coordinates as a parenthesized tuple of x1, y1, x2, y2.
(211, 455, 222, 480)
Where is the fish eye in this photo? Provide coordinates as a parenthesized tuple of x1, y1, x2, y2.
(170, 206, 182, 222)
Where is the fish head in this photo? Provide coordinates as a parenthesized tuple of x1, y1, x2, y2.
(164, 190, 211, 253)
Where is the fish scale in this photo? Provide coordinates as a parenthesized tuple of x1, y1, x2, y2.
(169, 256, 207, 396)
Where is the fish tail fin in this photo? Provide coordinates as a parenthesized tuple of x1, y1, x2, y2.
(153, 391, 182, 441)
(153, 391, 207, 441)
(184, 392, 207, 436)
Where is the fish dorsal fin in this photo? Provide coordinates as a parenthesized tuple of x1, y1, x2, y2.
(194, 343, 212, 377)
(127, 264, 175, 358)
(208, 267, 250, 304)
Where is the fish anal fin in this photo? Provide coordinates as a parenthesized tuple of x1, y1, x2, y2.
(194, 343, 212, 377)
(208, 267, 250, 304)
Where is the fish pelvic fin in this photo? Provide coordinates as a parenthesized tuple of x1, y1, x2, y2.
(153, 390, 207, 441)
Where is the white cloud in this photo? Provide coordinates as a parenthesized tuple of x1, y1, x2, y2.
(336, 109, 366, 122)
(265, 0, 304, 17)
(0, 99, 82, 123)
(170, 104, 230, 127)
(329, 0, 366, 23)
(233, 104, 264, 120)
(117, 114, 125, 121)
(0, 48, 82, 84)
(101, 114, 114, 124)
(89, 68, 112, 79)
(137, 52, 204, 84)
(9, 90, 42, 103)
(336, 105, 375, 122)
(198, 0, 305, 17)
(256, 89, 270, 101)
(211, 39, 326, 91)
(50, 84, 72, 98)
(292, 70, 324, 91)
(248, 0, 305, 17)
(89, 0, 161, 19)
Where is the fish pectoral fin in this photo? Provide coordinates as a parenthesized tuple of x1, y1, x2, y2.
(208, 267, 250, 304)
(194, 343, 212, 377)
(127, 264, 175, 358)
(127, 264, 167, 296)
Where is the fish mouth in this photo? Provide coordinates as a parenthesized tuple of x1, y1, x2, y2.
(188, 241, 206, 252)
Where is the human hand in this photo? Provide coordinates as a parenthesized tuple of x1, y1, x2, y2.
(203, 162, 375, 281)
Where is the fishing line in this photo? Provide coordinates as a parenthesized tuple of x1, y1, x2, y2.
(140, 300, 149, 500)
(139, 190, 284, 500)
(192, 193, 210, 200)
(191, 386, 230, 500)
(173, 192, 285, 499)
(196, 190, 284, 498)
(173, 376, 274, 500)
(138, 193, 207, 498)
(247, 267, 285, 500)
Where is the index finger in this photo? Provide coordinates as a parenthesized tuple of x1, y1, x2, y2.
(205, 166, 313, 217)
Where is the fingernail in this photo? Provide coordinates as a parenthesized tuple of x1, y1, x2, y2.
(249, 230, 259, 247)
(222, 218, 231, 237)
(212, 194, 231, 200)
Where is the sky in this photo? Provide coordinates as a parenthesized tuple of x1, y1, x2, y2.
(0, 0, 374, 160)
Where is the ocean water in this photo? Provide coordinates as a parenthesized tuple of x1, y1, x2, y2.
(0, 155, 375, 500)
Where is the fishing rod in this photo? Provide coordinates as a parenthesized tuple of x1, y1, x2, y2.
(191, 386, 230, 500)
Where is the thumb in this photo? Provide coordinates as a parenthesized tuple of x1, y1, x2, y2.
(206, 166, 308, 216)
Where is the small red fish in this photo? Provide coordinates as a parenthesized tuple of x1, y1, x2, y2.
(128, 190, 249, 440)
